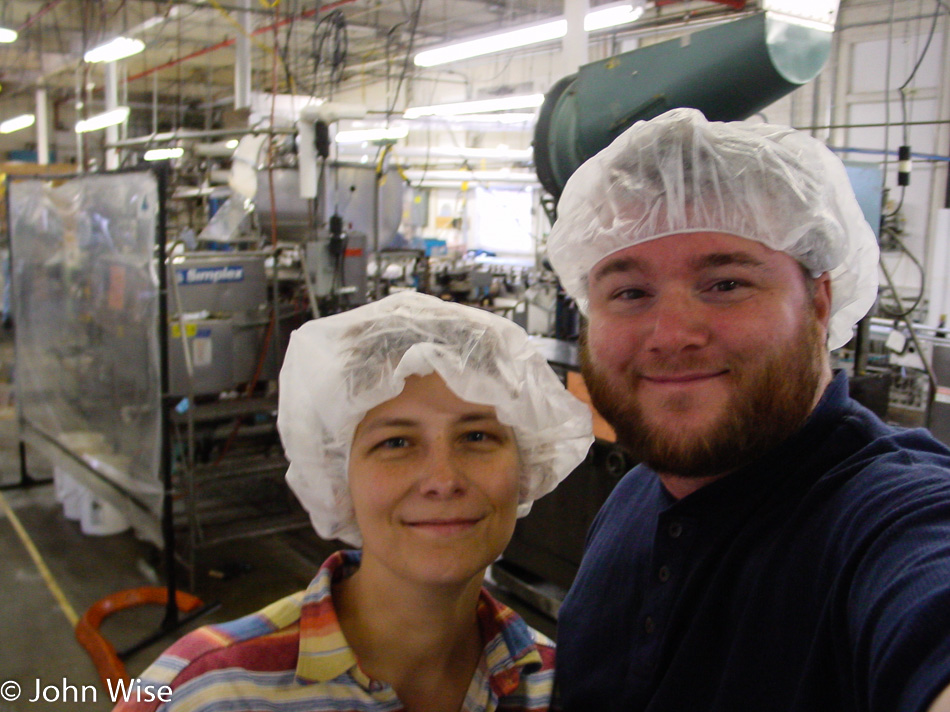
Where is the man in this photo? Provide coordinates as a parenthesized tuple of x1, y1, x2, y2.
(546, 108, 950, 712)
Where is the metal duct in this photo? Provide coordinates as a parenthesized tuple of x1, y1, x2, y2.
(534, 11, 833, 198)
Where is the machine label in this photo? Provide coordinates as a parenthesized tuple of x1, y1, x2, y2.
(176, 266, 245, 285)
(192, 333, 212, 367)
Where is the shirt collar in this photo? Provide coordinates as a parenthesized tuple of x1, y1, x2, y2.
(476, 588, 546, 697)
(296, 549, 364, 685)
(295, 549, 545, 694)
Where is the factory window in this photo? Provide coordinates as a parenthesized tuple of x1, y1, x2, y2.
(469, 186, 535, 257)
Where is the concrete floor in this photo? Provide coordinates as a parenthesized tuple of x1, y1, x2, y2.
(0, 324, 345, 712)
(0, 330, 554, 712)
(0, 439, 340, 712)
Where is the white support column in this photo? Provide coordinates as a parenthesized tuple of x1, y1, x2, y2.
(105, 61, 120, 170)
(234, 0, 252, 110)
(563, 0, 589, 74)
(35, 85, 49, 165)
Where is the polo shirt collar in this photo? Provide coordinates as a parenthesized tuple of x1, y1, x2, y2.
(294, 548, 545, 695)
(295, 549, 364, 685)
(476, 590, 545, 697)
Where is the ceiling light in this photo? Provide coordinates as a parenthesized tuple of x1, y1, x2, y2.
(143, 147, 184, 161)
(75, 107, 130, 133)
(0, 114, 35, 134)
(0, 27, 17, 43)
(441, 112, 537, 124)
(584, 3, 646, 32)
(414, 20, 567, 67)
(225, 139, 239, 149)
(413, 3, 648, 67)
(404, 94, 544, 119)
(334, 127, 409, 143)
(403, 169, 538, 185)
(84, 37, 146, 63)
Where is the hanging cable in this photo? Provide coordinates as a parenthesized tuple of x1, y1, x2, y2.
(310, 10, 348, 98)
(885, 0, 949, 217)
(878, 214, 926, 319)
(386, 0, 423, 119)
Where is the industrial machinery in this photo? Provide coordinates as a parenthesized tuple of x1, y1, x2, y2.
(7, 105, 408, 592)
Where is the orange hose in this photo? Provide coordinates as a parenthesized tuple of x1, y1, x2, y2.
(75, 587, 205, 689)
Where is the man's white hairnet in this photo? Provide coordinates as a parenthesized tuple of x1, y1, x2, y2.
(278, 291, 594, 546)
(547, 108, 880, 350)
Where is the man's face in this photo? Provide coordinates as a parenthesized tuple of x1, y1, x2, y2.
(582, 231, 832, 479)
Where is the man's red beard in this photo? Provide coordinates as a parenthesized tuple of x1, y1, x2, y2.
(580, 316, 828, 479)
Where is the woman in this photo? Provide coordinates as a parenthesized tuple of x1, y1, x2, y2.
(115, 291, 593, 712)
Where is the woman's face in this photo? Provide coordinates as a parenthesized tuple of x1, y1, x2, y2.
(348, 373, 521, 589)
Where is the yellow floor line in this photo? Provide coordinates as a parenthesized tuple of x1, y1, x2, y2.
(0, 490, 80, 626)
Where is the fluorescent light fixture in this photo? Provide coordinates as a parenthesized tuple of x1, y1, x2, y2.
(133, 6, 182, 34)
(762, 0, 839, 31)
(414, 4, 648, 67)
(225, 139, 239, 149)
(75, 106, 130, 133)
(403, 169, 538, 184)
(404, 94, 544, 119)
(335, 127, 409, 143)
(0, 27, 17, 43)
(584, 3, 645, 32)
(414, 20, 567, 67)
(0, 114, 35, 134)
(143, 147, 184, 161)
(84, 36, 145, 63)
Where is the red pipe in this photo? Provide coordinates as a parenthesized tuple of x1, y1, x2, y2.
(127, 0, 359, 83)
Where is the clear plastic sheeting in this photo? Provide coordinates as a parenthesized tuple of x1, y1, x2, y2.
(9, 171, 163, 511)
(197, 195, 255, 244)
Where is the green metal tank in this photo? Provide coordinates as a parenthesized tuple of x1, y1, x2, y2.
(534, 11, 833, 199)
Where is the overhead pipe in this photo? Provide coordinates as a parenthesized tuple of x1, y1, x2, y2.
(127, 0, 359, 84)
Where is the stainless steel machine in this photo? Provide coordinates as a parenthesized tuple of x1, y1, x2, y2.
(166, 253, 275, 396)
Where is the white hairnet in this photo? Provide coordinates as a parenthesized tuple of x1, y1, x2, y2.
(278, 291, 594, 545)
(547, 108, 880, 350)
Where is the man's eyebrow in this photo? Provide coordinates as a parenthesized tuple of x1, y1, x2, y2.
(692, 252, 766, 270)
(590, 256, 647, 284)
(590, 251, 766, 284)
(357, 417, 417, 434)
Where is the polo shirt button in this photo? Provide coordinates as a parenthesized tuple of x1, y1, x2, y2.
(658, 565, 671, 583)
(644, 616, 656, 635)
(668, 521, 683, 538)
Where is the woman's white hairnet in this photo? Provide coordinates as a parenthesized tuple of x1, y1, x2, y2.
(547, 108, 880, 350)
(278, 291, 594, 546)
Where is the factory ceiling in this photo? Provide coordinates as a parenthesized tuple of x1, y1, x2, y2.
(0, 0, 748, 131)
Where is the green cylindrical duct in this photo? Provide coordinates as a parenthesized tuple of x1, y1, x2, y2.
(534, 12, 833, 198)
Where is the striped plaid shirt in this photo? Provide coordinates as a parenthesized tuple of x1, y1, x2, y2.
(112, 549, 554, 712)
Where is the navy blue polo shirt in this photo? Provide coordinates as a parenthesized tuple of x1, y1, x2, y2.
(556, 372, 950, 712)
